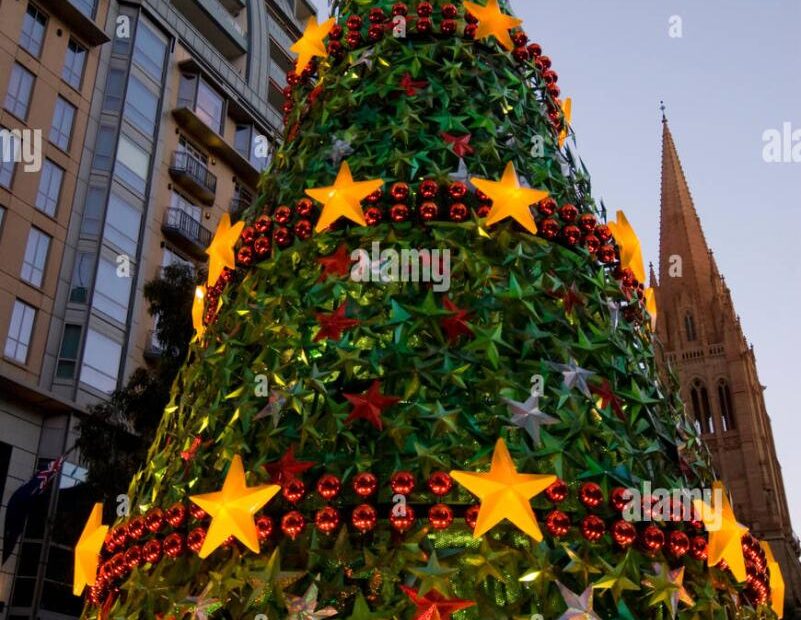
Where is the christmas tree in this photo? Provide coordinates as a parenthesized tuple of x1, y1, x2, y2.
(75, 1, 785, 618)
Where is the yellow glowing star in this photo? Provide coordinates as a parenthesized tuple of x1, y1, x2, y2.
(306, 160, 384, 232)
(189, 455, 280, 558)
(73, 503, 108, 596)
(692, 481, 749, 582)
(607, 210, 646, 284)
(206, 213, 245, 287)
(450, 438, 556, 540)
(470, 161, 549, 235)
(463, 0, 523, 51)
(558, 97, 572, 148)
(644, 287, 657, 330)
(290, 16, 336, 74)
(191, 285, 206, 342)
(760, 541, 785, 618)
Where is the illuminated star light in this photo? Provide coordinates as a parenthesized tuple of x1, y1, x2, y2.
(73, 503, 109, 595)
(607, 210, 646, 284)
(290, 16, 336, 74)
(470, 161, 549, 234)
(463, 0, 523, 51)
(306, 161, 384, 232)
(691, 481, 749, 582)
(760, 540, 785, 618)
(206, 213, 245, 286)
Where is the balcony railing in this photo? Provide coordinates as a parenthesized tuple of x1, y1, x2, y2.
(171, 0, 248, 59)
(169, 151, 217, 205)
(161, 208, 212, 259)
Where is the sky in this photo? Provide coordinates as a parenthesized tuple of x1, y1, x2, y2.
(310, 0, 801, 530)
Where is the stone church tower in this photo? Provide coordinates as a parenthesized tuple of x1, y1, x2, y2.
(652, 114, 801, 613)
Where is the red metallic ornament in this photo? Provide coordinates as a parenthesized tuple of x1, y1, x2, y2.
(187, 527, 206, 553)
(390, 504, 416, 533)
(329, 24, 343, 39)
(294, 219, 313, 241)
(581, 515, 606, 542)
(346, 15, 363, 30)
(145, 507, 165, 534)
(419, 202, 439, 221)
(124, 544, 142, 570)
(254, 236, 272, 257)
(476, 204, 491, 218)
(597, 245, 616, 264)
(641, 525, 665, 553)
(689, 535, 708, 561)
(316, 474, 342, 500)
(315, 506, 341, 534)
(390, 182, 410, 203)
(463, 23, 477, 39)
(545, 479, 569, 504)
(346, 31, 362, 48)
(237, 245, 254, 267)
(364, 188, 383, 205)
(241, 225, 256, 244)
(547, 83, 561, 99)
(142, 539, 162, 564)
(595, 224, 612, 242)
(125, 518, 143, 541)
(427, 471, 454, 496)
(327, 40, 344, 60)
(538, 197, 557, 216)
(273, 226, 293, 248)
(512, 47, 530, 63)
(512, 30, 528, 47)
(441, 19, 457, 35)
(351, 504, 378, 533)
(368, 24, 384, 42)
(668, 530, 690, 559)
(273, 205, 292, 225)
(353, 472, 378, 497)
(390, 471, 415, 495)
(577, 213, 597, 233)
(448, 181, 468, 201)
(583, 234, 601, 254)
(540, 218, 560, 240)
(256, 515, 273, 542)
(163, 532, 184, 558)
(419, 179, 439, 199)
(561, 225, 582, 247)
(110, 552, 127, 578)
(416, 1, 433, 17)
(465, 505, 480, 530)
(296, 197, 315, 217)
(610, 487, 632, 512)
(558, 203, 579, 223)
(542, 69, 558, 84)
(428, 504, 453, 530)
(416, 17, 432, 33)
(442, 3, 457, 18)
(282, 477, 306, 504)
(165, 502, 187, 528)
(545, 510, 571, 538)
(365, 207, 383, 226)
(527, 42, 542, 58)
(539, 55, 552, 69)
(449, 202, 468, 222)
(392, 3, 408, 16)
(369, 7, 385, 23)
(611, 520, 637, 548)
(579, 482, 604, 509)
(390, 204, 409, 223)
(281, 511, 306, 539)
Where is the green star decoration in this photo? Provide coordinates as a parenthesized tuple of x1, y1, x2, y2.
(591, 551, 640, 602)
(408, 550, 458, 596)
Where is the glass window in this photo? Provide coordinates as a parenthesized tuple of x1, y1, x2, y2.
(92, 125, 117, 171)
(102, 69, 126, 112)
(69, 252, 93, 304)
(35, 160, 64, 217)
(124, 75, 159, 135)
(49, 97, 76, 151)
(80, 187, 105, 236)
(195, 79, 223, 132)
(178, 135, 207, 164)
(70, 0, 95, 18)
(103, 191, 141, 255)
(4, 64, 35, 120)
(177, 74, 196, 109)
(62, 39, 87, 89)
(20, 4, 47, 57)
(91, 255, 131, 322)
(234, 125, 251, 158)
(684, 312, 697, 342)
(4, 300, 36, 363)
(718, 379, 735, 432)
(0, 129, 20, 189)
(20, 227, 51, 287)
(162, 247, 194, 271)
(170, 191, 201, 220)
(114, 134, 149, 194)
(56, 325, 81, 379)
(79, 329, 121, 394)
(132, 21, 167, 82)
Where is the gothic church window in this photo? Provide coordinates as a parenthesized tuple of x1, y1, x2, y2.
(718, 379, 735, 432)
(684, 311, 698, 342)
(690, 379, 714, 434)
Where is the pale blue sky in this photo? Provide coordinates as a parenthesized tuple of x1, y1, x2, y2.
(311, 0, 801, 529)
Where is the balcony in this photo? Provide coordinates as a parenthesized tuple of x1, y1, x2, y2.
(229, 196, 251, 215)
(172, 0, 248, 59)
(161, 208, 212, 259)
(169, 151, 218, 205)
(37, 0, 109, 46)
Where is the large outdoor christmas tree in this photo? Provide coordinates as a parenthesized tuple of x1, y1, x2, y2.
(74, 1, 785, 618)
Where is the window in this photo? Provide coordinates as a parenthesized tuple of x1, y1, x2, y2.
(0, 129, 20, 189)
(235, 125, 270, 170)
(70, 0, 95, 18)
(92, 125, 117, 171)
(195, 79, 223, 132)
(69, 252, 93, 303)
(718, 379, 736, 432)
(690, 379, 714, 434)
(80, 187, 105, 236)
(162, 247, 193, 271)
(62, 39, 87, 89)
(132, 21, 167, 82)
(103, 191, 141, 255)
(50, 97, 76, 151)
(114, 134, 149, 194)
(56, 325, 81, 379)
(124, 76, 159, 135)
(4, 64, 35, 120)
(684, 311, 697, 342)
(91, 254, 131, 322)
(20, 4, 47, 57)
(35, 160, 63, 217)
(102, 69, 126, 112)
(20, 227, 51, 287)
(4, 300, 36, 363)
(171, 191, 201, 220)
(178, 136, 207, 164)
(79, 329, 121, 393)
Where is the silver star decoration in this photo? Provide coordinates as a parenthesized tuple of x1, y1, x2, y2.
(330, 138, 354, 166)
(556, 582, 602, 620)
(554, 359, 595, 398)
(253, 390, 288, 428)
(504, 394, 559, 446)
(285, 579, 338, 620)
(183, 583, 223, 620)
(353, 48, 375, 70)
(449, 158, 470, 184)
(605, 298, 622, 330)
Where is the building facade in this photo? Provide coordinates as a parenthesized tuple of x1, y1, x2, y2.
(0, 0, 312, 616)
(653, 115, 801, 615)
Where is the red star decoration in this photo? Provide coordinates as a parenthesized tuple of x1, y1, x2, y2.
(180, 436, 203, 462)
(315, 303, 359, 341)
(562, 283, 586, 315)
(441, 296, 473, 342)
(264, 445, 315, 484)
(590, 379, 624, 420)
(399, 72, 429, 96)
(400, 586, 475, 620)
(442, 132, 475, 158)
(344, 380, 400, 431)
(317, 244, 352, 281)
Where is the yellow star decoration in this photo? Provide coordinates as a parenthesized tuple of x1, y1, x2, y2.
(290, 16, 336, 74)
(644, 287, 658, 330)
(450, 438, 556, 540)
(463, 0, 523, 51)
(191, 285, 207, 342)
(73, 503, 108, 596)
(206, 213, 245, 287)
(558, 97, 572, 148)
(189, 455, 281, 559)
(470, 161, 549, 235)
(692, 481, 749, 582)
(760, 541, 785, 618)
(306, 160, 384, 232)
(607, 210, 646, 284)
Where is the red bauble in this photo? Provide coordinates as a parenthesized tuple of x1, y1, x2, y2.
(449, 203, 468, 222)
(365, 207, 383, 226)
(416, 17, 432, 33)
(581, 515, 606, 542)
(125, 518, 144, 541)
(390, 505, 416, 533)
(315, 506, 341, 535)
(390, 471, 415, 495)
(189, 503, 208, 521)
(296, 197, 314, 217)
(353, 472, 378, 497)
(346, 15, 363, 30)
(256, 515, 273, 542)
(165, 502, 187, 528)
(364, 188, 383, 204)
(428, 504, 453, 530)
(547, 83, 561, 99)
(419, 202, 439, 221)
(390, 204, 409, 223)
(442, 3, 458, 18)
(537, 197, 557, 216)
(286, 71, 300, 86)
(476, 204, 491, 218)
(561, 225, 582, 247)
(282, 478, 306, 504)
(611, 520, 637, 548)
(419, 179, 439, 199)
(163, 532, 184, 558)
(327, 40, 344, 59)
(545, 510, 571, 538)
(595, 224, 612, 242)
(527, 43, 542, 58)
(449, 181, 468, 201)
(142, 539, 162, 564)
(597, 245, 616, 264)
(294, 219, 313, 241)
(512, 47, 530, 63)
(465, 505, 480, 530)
(329, 24, 343, 40)
(237, 245, 254, 267)
(542, 69, 558, 84)
(351, 504, 378, 533)
(241, 225, 256, 244)
(577, 213, 597, 233)
(254, 236, 272, 257)
(441, 19, 457, 35)
(273, 226, 293, 248)
(545, 479, 569, 504)
(145, 508, 165, 534)
(609, 487, 632, 512)
(124, 544, 142, 570)
(188, 527, 206, 553)
(346, 31, 362, 49)
(579, 482, 604, 509)
(463, 23, 477, 39)
(690, 536, 708, 561)
(641, 525, 665, 553)
(427, 472, 454, 497)
(317, 474, 342, 500)
(368, 24, 384, 42)
(110, 552, 127, 578)
(369, 7, 385, 23)
(539, 55, 552, 69)
(668, 531, 690, 559)
(273, 205, 292, 225)
(390, 182, 410, 202)
(540, 218, 560, 240)
(416, 1, 433, 17)
(281, 511, 306, 540)
(392, 3, 408, 17)
(558, 203, 579, 223)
